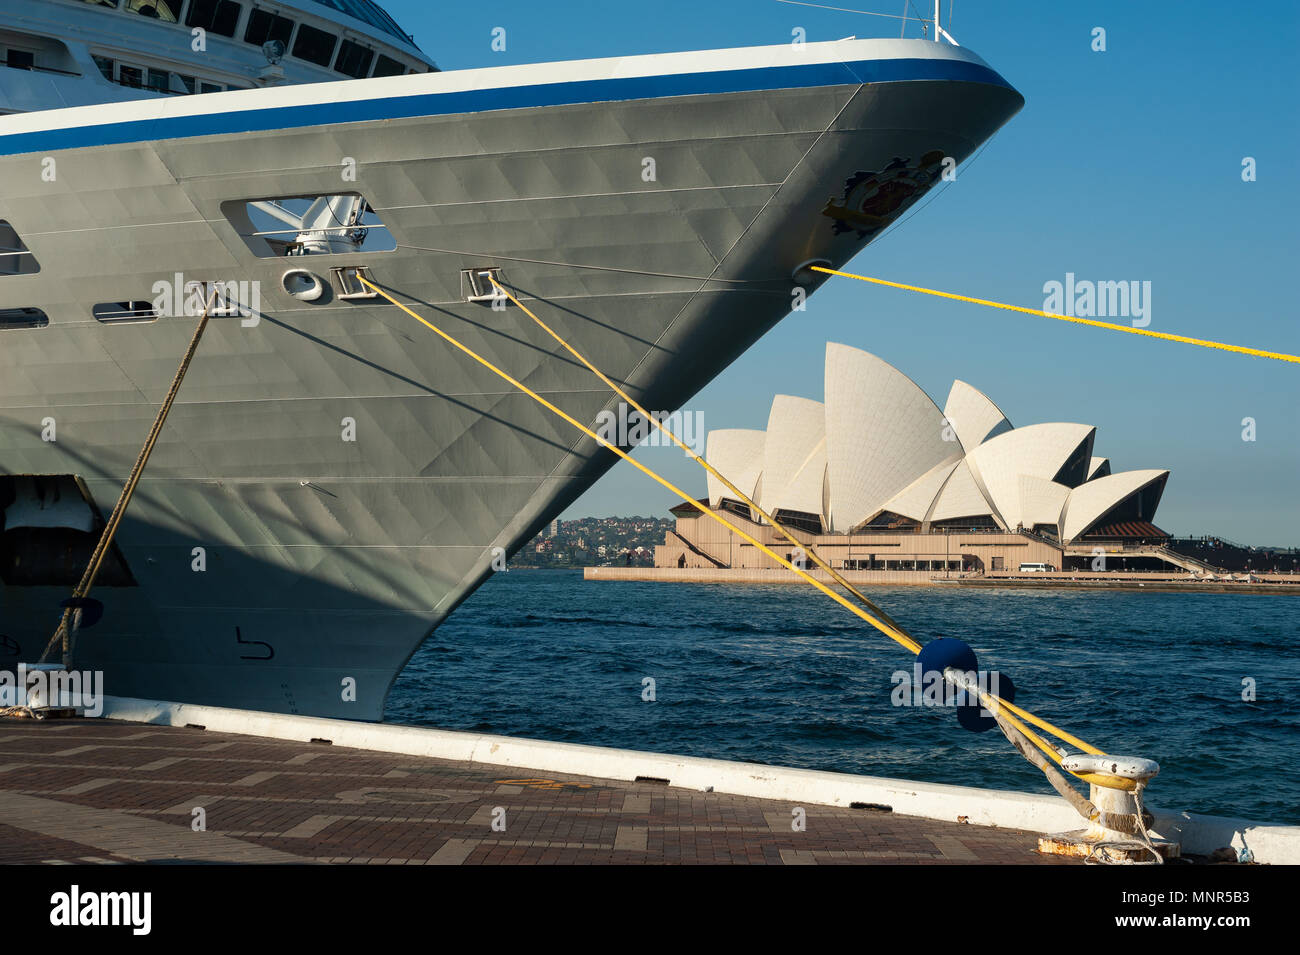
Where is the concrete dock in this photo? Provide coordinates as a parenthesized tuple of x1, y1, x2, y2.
(0, 717, 1073, 865)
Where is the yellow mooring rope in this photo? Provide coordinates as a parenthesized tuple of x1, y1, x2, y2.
(39, 289, 219, 668)
(483, 275, 1123, 779)
(485, 277, 917, 647)
(358, 275, 1132, 790)
(812, 266, 1300, 365)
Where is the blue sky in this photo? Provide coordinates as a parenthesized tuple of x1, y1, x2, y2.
(387, 0, 1299, 544)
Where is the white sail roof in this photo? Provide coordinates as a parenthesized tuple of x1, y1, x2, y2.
(928, 459, 997, 523)
(880, 459, 960, 522)
(966, 422, 1094, 529)
(1016, 474, 1070, 531)
(1088, 456, 1111, 480)
(824, 342, 961, 532)
(1061, 470, 1170, 541)
(943, 379, 1012, 451)
(705, 429, 766, 509)
(698, 346, 1169, 541)
(761, 395, 827, 522)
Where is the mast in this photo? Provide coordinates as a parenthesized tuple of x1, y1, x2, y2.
(933, 1, 958, 46)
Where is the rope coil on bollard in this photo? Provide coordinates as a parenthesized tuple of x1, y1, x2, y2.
(0, 706, 40, 720)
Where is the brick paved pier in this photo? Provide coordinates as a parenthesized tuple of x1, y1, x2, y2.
(0, 718, 1074, 865)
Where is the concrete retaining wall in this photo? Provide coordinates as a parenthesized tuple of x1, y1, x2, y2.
(586, 566, 955, 585)
(584, 566, 1300, 592)
(98, 695, 1299, 864)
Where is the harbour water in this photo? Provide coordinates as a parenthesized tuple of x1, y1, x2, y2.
(386, 571, 1300, 824)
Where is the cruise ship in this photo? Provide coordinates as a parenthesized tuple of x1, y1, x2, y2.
(0, 0, 1024, 719)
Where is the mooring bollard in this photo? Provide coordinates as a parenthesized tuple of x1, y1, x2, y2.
(1039, 754, 1179, 863)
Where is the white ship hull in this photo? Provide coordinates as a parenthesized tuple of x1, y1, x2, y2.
(0, 39, 1023, 718)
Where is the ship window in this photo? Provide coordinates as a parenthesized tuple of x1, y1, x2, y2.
(225, 194, 394, 257)
(176, 73, 196, 93)
(119, 65, 143, 88)
(292, 24, 336, 66)
(244, 9, 294, 48)
(93, 301, 160, 325)
(0, 308, 48, 330)
(334, 39, 373, 79)
(310, 0, 410, 46)
(126, 0, 182, 23)
(147, 68, 171, 93)
(0, 221, 40, 276)
(0, 35, 88, 80)
(372, 54, 404, 77)
(200, 81, 223, 94)
(93, 55, 114, 80)
(187, 0, 243, 38)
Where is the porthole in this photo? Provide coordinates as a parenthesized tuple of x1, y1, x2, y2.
(282, 268, 325, 301)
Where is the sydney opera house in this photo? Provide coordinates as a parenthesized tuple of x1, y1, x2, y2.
(656, 343, 1179, 576)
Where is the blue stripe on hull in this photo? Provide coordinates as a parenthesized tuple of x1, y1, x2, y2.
(0, 57, 1013, 157)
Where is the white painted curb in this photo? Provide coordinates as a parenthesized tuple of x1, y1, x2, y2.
(99, 696, 1298, 864)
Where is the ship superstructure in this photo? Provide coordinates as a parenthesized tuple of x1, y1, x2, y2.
(0, 0, 434, 114)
